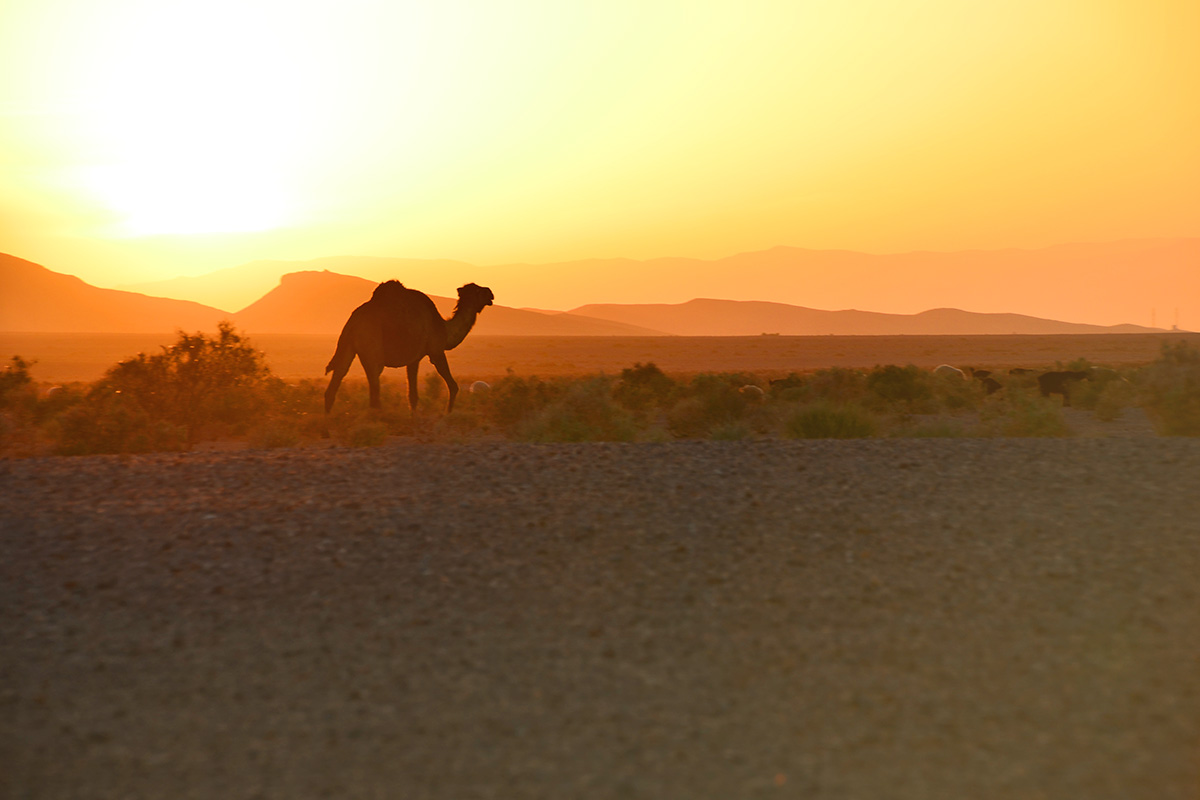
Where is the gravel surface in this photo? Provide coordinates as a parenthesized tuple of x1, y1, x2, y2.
(2, 439, 1199, 799)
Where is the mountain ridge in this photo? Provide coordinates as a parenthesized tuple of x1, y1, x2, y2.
(568, 298, 1160, 337)
(115, 237, 1200, 329)
(3, 253, 1171, 336)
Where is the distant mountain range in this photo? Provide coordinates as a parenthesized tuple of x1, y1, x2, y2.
(0, 253, 227, 334)
(1, 253, 1167, 336)
(569, 300, 1159, 336)
(116, 237, 1200, 329)
(232, 271, 662, 336)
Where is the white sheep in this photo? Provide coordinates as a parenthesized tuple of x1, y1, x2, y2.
(933, 364, 965, 380)
(739, 385, 766, 400)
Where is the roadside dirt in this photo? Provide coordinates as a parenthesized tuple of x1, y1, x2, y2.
(3, 438, 1199, 799)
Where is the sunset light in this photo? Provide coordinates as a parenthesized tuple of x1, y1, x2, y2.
(1, 0, 1197, 318)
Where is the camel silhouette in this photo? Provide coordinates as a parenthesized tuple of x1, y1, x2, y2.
(324, 280, 494, 415)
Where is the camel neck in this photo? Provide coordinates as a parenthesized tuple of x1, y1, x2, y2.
(445, 308, 479, 350)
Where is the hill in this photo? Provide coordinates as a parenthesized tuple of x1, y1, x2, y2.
(568, 299, 1161, 336)
(122, 256, 476, 314)
(231, 271, 666, 335)
(0, 254, 228, 333)
(117, 238, 1200, 329)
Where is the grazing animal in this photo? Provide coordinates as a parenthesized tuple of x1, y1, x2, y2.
(769, 375, 805, 392)
(980, 376, 1003, 395)
(324, 280, 494, 415)
(740, 384, 766, 400)
(469, 380, 490, 393)
(967, 368, 992, 379)
(934, 364, 966, 379)
(1037, 370, 1089, 406)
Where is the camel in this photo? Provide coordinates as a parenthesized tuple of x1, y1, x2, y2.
(324, 280, 494, 415)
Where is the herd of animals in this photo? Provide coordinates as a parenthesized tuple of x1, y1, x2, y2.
(322, 279, 1126, 416)
(930, 364, 1123, 406)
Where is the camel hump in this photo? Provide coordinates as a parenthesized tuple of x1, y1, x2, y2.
(371, 279, 407, 302)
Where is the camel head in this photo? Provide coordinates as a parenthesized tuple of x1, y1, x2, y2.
(457, 283, 494, 312)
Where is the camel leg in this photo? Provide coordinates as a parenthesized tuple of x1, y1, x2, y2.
(406, 362, 420, 413)
(324, 357, 353, 415)
(429, 351, 458, 414)
(365, 361, 384, 410)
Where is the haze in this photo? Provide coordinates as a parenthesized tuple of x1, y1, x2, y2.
(2, 1, 1197, 322)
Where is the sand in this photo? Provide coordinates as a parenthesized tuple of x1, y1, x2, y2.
(3, 331, 1198, 383)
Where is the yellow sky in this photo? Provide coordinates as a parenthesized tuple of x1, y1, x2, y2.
(1, 0, 1197, 292)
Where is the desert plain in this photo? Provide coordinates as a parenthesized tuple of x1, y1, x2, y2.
(3, 331, 1199, 384)
(2, 333, 1200, 799)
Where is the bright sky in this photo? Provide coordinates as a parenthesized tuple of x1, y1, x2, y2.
(1, 0, 1198, 291)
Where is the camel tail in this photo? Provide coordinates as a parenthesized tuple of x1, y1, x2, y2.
(325, 323, 356, 375)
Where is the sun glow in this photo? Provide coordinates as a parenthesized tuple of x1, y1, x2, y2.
(1, 0, 1197, 291)
(67, 1, 314, 235)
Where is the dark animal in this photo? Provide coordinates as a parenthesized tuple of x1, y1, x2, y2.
(769, 374, 806, 392)
(324, 280, 494, 415)
(981, 376, 1002, 395)
(1037, 370, 1089, 406)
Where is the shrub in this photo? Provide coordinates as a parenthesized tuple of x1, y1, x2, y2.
(45, 323, 274, 454)
(346, 420, 389, 447)
(519, 378, 636, 442)
(1092, 378, 1136, 422)
(613, 362, 677, 412)
(804, 367, 867, 404)
(100, 322, 271, 439)
(979, 388, 1069, 437)
(866, 364, 935, 411)
(1139, 341, 1200, 435)
(665, 374, 748, 438)
(51, 392, 187, 455)
(482, 375, 563, 433)
(249, 420, 302, 449)
(785, 403, 876, 439)
(0, 356, 34, 407)
(436, 410, 482, 439)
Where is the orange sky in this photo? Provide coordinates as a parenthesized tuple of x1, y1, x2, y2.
(1, 0, 1198, 312)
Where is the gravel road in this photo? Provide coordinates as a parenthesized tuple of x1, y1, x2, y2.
(2, 438, 1199, 799)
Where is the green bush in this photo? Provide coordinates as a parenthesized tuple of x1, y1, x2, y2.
(979, 388, 1069, 437)
(613, 362, 677, 412)
(785, 402, 876, 439)
(804, 367, 867, 404)
(0, 356, 34, 407)
(100, 322, 271, 438)
(249, 420, 302, 449)
(867, 364, 935, 411)
(1092, 377, 1136, 422)
(1139, 341, 1200, 435)
(519, 378, 636, 442)
(931, 373, 983, 411)
(665, 374, 749, 437)
(345, 420, 389, 447)
(51, 392, 188, 455)
(45, 323, 273, 454)
(481, 375, 563, 433)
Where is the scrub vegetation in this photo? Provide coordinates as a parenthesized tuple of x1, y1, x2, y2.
(3, 328, 1199, 456)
